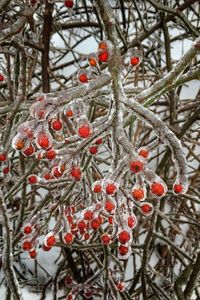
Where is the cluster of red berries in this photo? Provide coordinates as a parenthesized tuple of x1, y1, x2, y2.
(9, 38, 186, 266)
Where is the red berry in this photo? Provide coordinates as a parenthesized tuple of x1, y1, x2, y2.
(101, 233, 111, 245)
(3, 166, 9, 174)
(53, 166, 63, 178)
(65, 275, 73, 286)
(70, 166, 82, 181)
(116, 282, 125, 292)
(0, 74, 5, 81)
(67, 294, 73, 300)
(173, 184, 183, 194)
(104, 200, 115, 213)
(28, 175, 38, 184)
(64, 0, 74, 8)
(84, 289, 93, 298)
(141, 203, 153, 215)
(37, 133, 51, 150)
(67, 215, 73, 224)
(138, 148, 149, 158)
(118, 230, 131, 244)
(78, 124, 92, 138)
(22, 240, 32, 251)
(105, 183, 117, 195)
(89, 57, 97, 67)
(51, 119, 63, 131)
(0, 152, 7, 161)
(66, 109, 74, 118)
(151, 182, 165, 197)
(108, 216, 113, 224)
(98, 50, 109, 62)
(84, 210, 94, 221)
(78, 220, 87, 231)
(14, 139, 25, 150)
(98, 41, 108, 50)
(131, 188, 145, 201)
(95, 138, 103, 145)
(118, 245, 129, 256)
(84, 232, 90, 240)
(45, 234, 56, 247)
(90, 218, 100, 230)
(130, 160, 144, 173)
(128, 216, 137, 229)
(43, 172, 52, 180)
(79, 73, 88, 83)
(93, 183, 102, 193)
(23, 144, 35, 157)
(42, 244, 52, 251)
(23, 225, 32, 235)
(89, 146, 98, 155)
(130, 56, 140, 66)
(46, 149, 56, 160)
(63, 232, 74, 245)
(29, 249, 37, 259)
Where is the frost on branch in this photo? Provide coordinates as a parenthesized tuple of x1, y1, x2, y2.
(1, 0, 199, 298)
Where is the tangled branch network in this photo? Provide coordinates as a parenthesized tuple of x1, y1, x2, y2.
(0, 0, 199, 298)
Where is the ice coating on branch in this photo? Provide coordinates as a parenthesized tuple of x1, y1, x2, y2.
(124, 97, 188, 194)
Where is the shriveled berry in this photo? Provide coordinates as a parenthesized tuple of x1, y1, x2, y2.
(53, 166, 63, 178)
